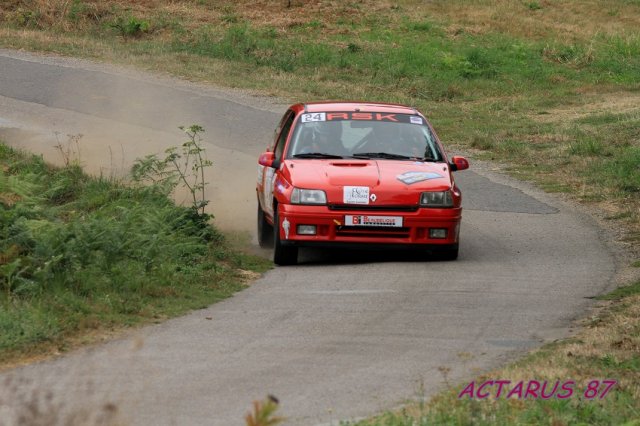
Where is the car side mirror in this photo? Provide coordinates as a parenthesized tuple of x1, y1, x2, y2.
(450, 156, 469, 171)
(258, 151, 276, 168)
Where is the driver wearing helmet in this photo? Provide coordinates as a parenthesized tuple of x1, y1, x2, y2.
(302, 122, 347, 156)
(313, 131, 341, 154)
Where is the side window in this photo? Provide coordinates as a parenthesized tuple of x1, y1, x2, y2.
(274, 110, 295, 162)
(273, 111, 289, 145)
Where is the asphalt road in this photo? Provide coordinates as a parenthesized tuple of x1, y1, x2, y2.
(0, 50, 615, 425)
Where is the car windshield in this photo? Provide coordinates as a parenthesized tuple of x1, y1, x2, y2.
(286, 112, 444, 161)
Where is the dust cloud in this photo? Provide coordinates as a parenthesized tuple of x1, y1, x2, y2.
(0, 56, 282, 237)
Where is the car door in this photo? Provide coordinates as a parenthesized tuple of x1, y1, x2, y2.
(261, 109, 295, 219)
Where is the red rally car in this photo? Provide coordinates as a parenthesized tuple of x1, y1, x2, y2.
(256, 101, 469, 265)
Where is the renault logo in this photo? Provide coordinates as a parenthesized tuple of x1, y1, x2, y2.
(370, 193, 377, 202)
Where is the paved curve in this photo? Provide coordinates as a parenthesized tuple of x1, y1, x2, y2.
(0, 50, 614, 425)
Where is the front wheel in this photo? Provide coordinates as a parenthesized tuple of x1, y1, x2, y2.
(257, 204, 273, 248)
(436, 244, 459, 261)
(273, 208, 298, 265)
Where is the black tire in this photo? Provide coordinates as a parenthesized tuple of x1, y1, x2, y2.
(273, 207, 298, 265)
(257, 204, 273, 248)
(437, 244, 459, 261)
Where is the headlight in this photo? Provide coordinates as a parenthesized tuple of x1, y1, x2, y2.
(420, 190, 453, 207)
(291, 188, 327, 205)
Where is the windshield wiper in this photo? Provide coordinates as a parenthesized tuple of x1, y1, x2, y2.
(293, 152, 344, 159)
(352, 152, 412, 160)
(351, 152, 438, 162)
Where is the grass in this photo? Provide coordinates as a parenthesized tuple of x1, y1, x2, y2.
(0, 0, 639, 422)
(597, 280, 640, 300)
(0, 142, 271, 367)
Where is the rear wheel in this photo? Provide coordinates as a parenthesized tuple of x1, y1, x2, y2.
(273, 207, 298, 265)
(257, 204, 273, 248)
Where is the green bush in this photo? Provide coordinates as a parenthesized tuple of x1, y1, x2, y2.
(0, 143, 259, 358)
(111, 15, 150, 38)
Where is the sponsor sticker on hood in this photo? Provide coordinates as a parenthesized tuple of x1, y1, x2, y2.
(396, 171, 443, 185)
(343, 186, 370, 204)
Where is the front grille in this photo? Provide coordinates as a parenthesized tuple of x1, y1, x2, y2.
(328, 204, 418, 212)
(336, 226, 410, 238)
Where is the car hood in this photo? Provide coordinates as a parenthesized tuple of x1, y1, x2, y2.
(282, 159, 453, 205)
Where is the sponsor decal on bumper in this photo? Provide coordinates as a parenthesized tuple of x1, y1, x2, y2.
(345, 215, 403, 227)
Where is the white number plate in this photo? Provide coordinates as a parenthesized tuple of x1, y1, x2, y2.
(301, 113, 326, 122)
(345, 215, 403, 227)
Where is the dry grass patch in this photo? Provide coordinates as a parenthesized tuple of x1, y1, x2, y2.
(532, 91, 640, 124)
(419, 0, 640, 41)
(233, 0, 399, 28)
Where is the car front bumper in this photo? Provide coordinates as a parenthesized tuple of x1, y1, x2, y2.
(276, 204, 461, 247)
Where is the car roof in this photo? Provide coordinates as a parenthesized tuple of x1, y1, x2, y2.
(292, 101, 418, 115)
